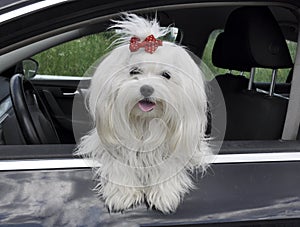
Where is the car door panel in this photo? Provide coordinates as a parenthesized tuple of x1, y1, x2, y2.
(31, 78, 91, 143)
(1, 160, 300, 226)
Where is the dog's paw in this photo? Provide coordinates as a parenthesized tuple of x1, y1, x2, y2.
(102, 183, 144, 213)
(145, 172, 193, 214)
(144, 199, 171, 214)
(145, 186, 181, 214)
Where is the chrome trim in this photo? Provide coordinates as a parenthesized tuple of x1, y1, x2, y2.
(0, 0, 69, 24)
(32, 75, 91, 81)
(1, 153, 300, 171)
(248, 67, 255, 90)
(213, 152, 300, 164)
(269, 69, 278, 96)
(256, 88, 289, 100)
(63, 91, 80, 96)
(0, 159, 88, 171)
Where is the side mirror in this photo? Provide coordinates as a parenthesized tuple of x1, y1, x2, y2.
(22, 58, 39, 79)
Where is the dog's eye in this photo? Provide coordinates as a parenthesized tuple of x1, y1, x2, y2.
(130, 67, 142, 75)
(161, 71, 171, 79)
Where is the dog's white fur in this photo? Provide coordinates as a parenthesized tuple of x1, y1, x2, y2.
(75, 14, 212, 213)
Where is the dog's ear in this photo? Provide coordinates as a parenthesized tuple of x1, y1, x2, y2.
(94, 102, 120, 147)
(87, 47, 130, 147)
(88, 46, 130, 116)
(173, 47, 208, 135)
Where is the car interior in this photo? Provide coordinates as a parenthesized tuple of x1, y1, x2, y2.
(209, 6, 292, 140)
(0, 3, 299, 158)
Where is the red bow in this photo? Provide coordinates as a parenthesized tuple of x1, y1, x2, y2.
(129, 35, 162, 54)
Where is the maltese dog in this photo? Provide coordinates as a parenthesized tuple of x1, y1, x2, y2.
(75, 13, 212, 214)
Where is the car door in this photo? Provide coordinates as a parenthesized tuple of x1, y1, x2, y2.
(31, 77, 88, 143)
(28, 32, 115, 143)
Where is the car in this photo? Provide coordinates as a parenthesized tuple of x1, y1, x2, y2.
(1, 0, 300, 226)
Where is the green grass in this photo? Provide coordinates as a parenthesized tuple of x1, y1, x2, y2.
(33, 30, 297, 83)
(33, 32, 116, 77)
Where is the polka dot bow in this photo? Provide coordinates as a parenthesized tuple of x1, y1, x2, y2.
(129, 35, 163, 54)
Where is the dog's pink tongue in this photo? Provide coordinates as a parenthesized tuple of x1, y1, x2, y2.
(138, 100, 156, 112)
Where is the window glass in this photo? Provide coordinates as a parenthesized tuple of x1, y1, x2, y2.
(202, 30, 297, 83)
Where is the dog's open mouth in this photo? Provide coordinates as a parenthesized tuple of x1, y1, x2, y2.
(138, 99, 156, 112)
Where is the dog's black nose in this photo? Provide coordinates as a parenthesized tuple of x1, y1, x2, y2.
(140, 85, 154, 97)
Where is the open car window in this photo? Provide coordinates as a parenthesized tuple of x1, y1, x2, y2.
(0, 6, 298, 144)
(32, 27, 180, 78)
(32, 32, 115, 77)
(0, 5, 298, 156)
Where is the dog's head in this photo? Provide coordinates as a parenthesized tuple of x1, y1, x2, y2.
(87, 14, 208, 151)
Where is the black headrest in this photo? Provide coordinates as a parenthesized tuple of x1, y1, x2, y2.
(212, 32, 252, 71)
(216, 74, 252, 93)
(212, 6, 293, 71)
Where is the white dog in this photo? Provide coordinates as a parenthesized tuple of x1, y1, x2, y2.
(75, 13, 212, 214)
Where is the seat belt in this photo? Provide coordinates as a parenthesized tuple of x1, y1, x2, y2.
(282, 64, 300, 140)
(282, 19, 300, 140)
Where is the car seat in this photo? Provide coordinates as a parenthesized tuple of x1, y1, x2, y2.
(210, 6, 293, 140)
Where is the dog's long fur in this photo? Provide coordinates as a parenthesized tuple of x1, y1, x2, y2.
(75, 13, 212, 213)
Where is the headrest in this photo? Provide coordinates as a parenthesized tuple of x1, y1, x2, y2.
(212, 32, 252, 71)
(216, 74, 252, 93)
(212, 6, 293, 71)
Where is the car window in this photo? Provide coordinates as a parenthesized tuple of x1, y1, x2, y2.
(33, 27, 180, 78)
(32, 31, 116, 77)
(202, 29, 297, 83)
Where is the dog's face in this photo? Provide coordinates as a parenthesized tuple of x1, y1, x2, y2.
(87, 42, 208, 156)
(92, 43, 206, 117)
